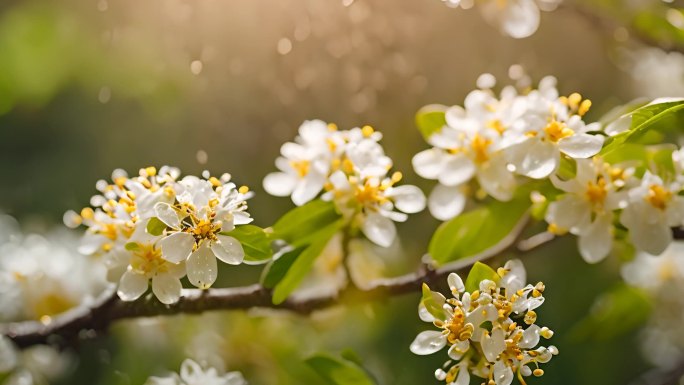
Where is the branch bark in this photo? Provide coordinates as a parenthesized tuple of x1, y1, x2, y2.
(2, 216, 544, 349)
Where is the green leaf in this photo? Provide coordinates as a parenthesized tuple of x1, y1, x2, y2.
(305, 353, 376, 385)
(421, 283, 448, 321)
(124, 242, 140, 251)
(272, 199, 341, 247)
(260, 246, 305, 289)
(146, 217, 167, 236)
(648, 145, 677, 181)
(428, 193, 530, 264)
(416, 104, 447, 141)
(223, 225, 273, 265)
(601, 100, 684, 155)
(464, 262, 500, 292)
(272, 220, 343, 304)
(570, 284, 652, 342)
(556, 155, 577, 181)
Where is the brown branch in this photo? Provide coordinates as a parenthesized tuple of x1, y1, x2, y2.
(2, 216, 548, 349)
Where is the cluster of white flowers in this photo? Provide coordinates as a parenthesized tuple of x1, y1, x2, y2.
(0, 335, 71, 385)
(410, 260, 557, 385)
(413, 74, 602, 220)
(0, 213, 106, 323)
(621, 242, 684, 369)
(440, 0, 561, 38)
(65, 166, 254, 304)
(264, 121, 426, 247)
(145, 358, 246, 385)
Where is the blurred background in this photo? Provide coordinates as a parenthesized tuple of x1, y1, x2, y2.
(0, 0, 683, 384)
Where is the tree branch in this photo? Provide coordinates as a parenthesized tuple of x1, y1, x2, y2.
(2, 216, 547, 349)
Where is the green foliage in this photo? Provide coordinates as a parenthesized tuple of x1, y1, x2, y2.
(421, 283, 448, 321)
(428, 193, 530, 264)
(261, 247, 305, 289)
(464, 262, 500, 292)
(146, 217, 167, 236)
(223, 225, 273, 265)
(570, 284, 653, 342)
(305, 352, 376, 385)
(601, 100, 684, 155)
(273, 199, 342, 247)
(633, 10, 684, 50)
(415, 104, 448, 141)
(271, 220, 344, 304)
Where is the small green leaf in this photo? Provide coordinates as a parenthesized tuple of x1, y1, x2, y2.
(570, 284, 652, 342)
(146, 217, 167, 236)
(305, 353, 376, 385)
(421, 283, 447, 321)
(223, 225, 273, 265)
(428, 192, 530, 264)
(416, 104, 448, 141)
(273, 199, 341, 247)
(260, 246, 305, 289)
(272, 220, 343, 304)
(464, 261, 500, 292)
(648, 145, 677, 181)
(124, 242, 140, 251)
(556, 155, 577, 181)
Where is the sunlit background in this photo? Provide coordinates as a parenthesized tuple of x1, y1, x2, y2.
(1, 0, 683, 384)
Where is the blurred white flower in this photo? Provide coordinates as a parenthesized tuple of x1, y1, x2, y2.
(627, 48, 684, 99)
(441, 0, 562, 38)
(620, 172, 684, 255)
(0, 336, 71, 385)
(145, 359, 247, 385)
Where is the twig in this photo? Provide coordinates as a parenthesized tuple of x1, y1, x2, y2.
(2, 216, 545, 349)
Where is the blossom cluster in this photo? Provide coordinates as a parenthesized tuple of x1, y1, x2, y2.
(0, 213, 106, 323)
(414, 74, 684, 263)
(0, 335, 71, 385)
(621, 242, 684, 369)
(263, 121, 426, 247)
(410, 260, 557, 385)
(145, 358, 247, 385)
(64, 166, 253, 304)
(440, 0, 562, 39)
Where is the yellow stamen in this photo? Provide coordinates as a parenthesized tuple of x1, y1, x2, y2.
(646, 184, 672, 210)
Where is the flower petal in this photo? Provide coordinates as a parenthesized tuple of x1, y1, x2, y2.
(262, 172, 297, 197)
(558, 133, 604, 159)
(154, 202, 181, 229)
(448, 273, 465, 294)
(388, 185, 426, 214)
(159, 232, 195, 263)
(152, 274, 182, 305)
(292, 173, 325, 206)
(186, 244, 218, 289)
(211, 235, 245, 265)
(412, 149, 447, 180)
(578, 213, 613, 264)
(117, 271, 148, 301)
(439, 154, 476, 186)
(409, 330, 447, 355)
(428, 183, 467, 221)
(482, 327, 506, 362)
(361, 212, 397, 247)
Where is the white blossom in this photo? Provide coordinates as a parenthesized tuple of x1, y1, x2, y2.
(145, 359, 247, 385)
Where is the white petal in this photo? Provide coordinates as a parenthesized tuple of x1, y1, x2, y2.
(477, 154, 515, 201)
(412, 149, 446, 180)
(439, 154, 476, 186)
(186, 244, 218, 289)
(152, 274, 182, 305)
(144, 375, 181, 385)
(180, 359, 204, 382)
(418, 303, 436, 322)
(520, 324, 541, 349)
(500, 259, 526, 294)
(499, 0, 540, 39)
(627, 220, 672, 256)
(388, 185, 426, 214)
(448, 339, 470, 360)
(509, 139, 559, 179)
(578, 214, 613, 264)
(117, 271, 148, 301)
(545, 195, 591, 231)
(428, 183, 466, 221)
(361, 212, 397, 247)
(159, 232, 195, 263)
(455, 364, 470, 385)
(482, 327, 506, 362)
(493, 360, 514, 385)
(154, 202, 181, 229)
(558, 133, 604, 159)
(448, 273, 465, 294)
(211, 235, 245, 265)
(292, 173, 325, 206)
(409, 330, 447, 355)
(262, 172, 297, 197)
